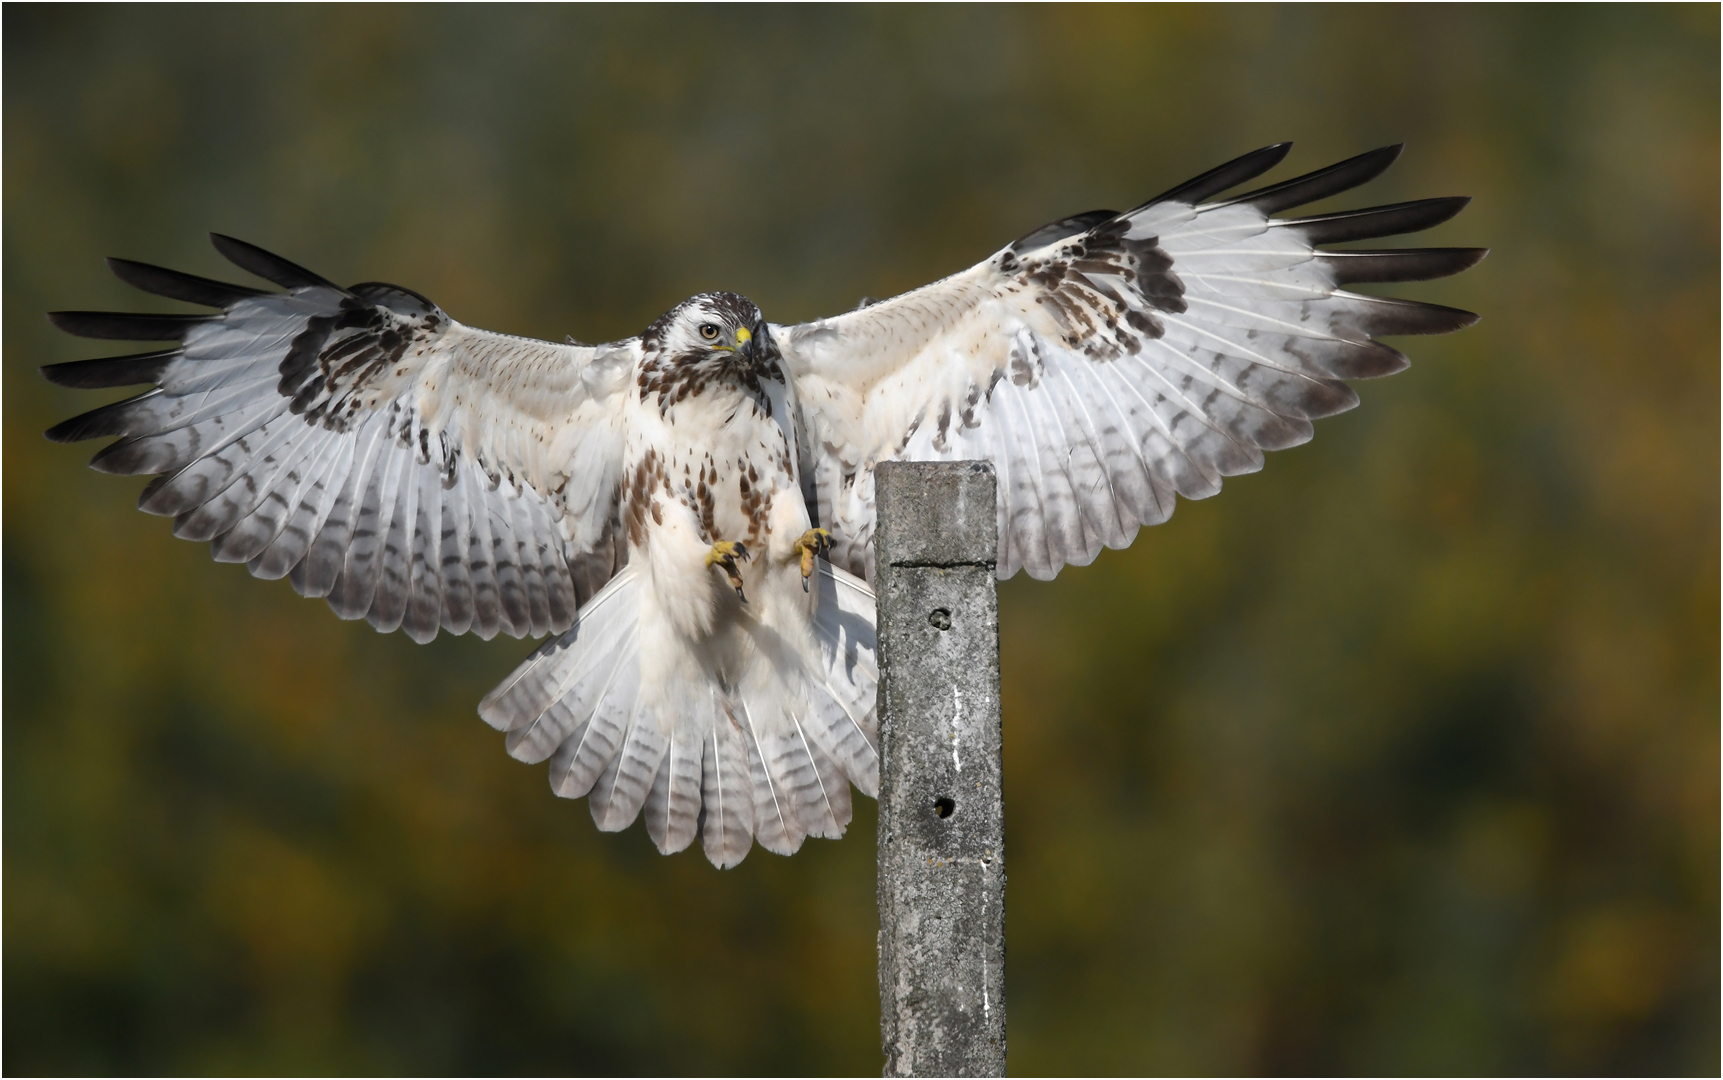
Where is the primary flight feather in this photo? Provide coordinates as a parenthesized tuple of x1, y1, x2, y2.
(44, 143, 1482, 867)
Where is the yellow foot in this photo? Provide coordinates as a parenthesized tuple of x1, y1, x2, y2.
(793, 528, 833, 592)
(704, 539, 752, 602)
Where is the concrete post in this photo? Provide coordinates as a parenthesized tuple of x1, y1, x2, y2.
(874, 460, 1006, 1077)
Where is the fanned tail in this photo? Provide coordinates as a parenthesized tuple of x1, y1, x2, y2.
(726, 562, 878, 859)
(477, 560, 879, 869)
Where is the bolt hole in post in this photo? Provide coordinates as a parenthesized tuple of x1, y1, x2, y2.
(877, 460, 1005, 1076)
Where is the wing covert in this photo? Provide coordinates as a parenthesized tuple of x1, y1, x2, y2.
(44, 234, 638, 642)
(777, 144, 1484, 581)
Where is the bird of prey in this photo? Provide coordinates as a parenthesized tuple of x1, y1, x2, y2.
(43, 144, 1482, 868)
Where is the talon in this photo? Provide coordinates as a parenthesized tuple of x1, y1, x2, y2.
(705, 540, 751, 602)
(794, 528, 833, 590)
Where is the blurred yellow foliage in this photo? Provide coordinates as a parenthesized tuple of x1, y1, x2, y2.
(4, 5, 1715, 1074)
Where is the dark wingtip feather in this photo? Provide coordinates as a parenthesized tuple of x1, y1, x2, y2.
(107, 257, 268, 308)
(1218, 144, 1404, 215)
(1344, 295, 1481, 337)
(47, 310, 214, 341)
(1318, 247, 1489, 285)
(40, 348, 179, 389)
(1283, 196, 1473, 245)
(43, 390, 158, 444)
(209, 233, 342, 292)
(42, 417, 86, 444)
(1135, 143, 1294, 210)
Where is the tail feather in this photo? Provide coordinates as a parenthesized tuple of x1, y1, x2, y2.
(788, 716, 850, 838)
(701, 720, 755, 869)
(644, 718, 705, 854)
(589, 708, 667, 832)
(805, 686, 881, 798)
(741, 700, 807, 857)
(548, 659, 640, 800)
(476, 557, 879, 868)
(479, 565, 639, 733)
(503, 629, 633, 764)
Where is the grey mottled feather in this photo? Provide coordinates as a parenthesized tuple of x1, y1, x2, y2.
(45, 235, 634, 641)
(779, 143, 1482, 582)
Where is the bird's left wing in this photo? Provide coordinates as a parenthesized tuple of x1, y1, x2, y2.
(44, 235, 638, 642)
(777, 144, 1484, 581)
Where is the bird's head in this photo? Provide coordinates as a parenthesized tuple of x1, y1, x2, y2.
(644, 291, 777, 377)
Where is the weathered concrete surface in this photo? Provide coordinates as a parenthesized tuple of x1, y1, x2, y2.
(875, 461, 1006, 1078)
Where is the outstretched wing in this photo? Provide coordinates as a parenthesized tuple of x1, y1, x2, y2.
(778, 144, 1485, 581)
(44, 235, 637, 642)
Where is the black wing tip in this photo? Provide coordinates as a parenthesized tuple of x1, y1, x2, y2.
(1219, 143, 1408, 215)
(1339, 142, 1406, 170)
(1229, 141, 1296, 174)
(1381, 195, 1473, 233)
(44, 310, 83, 335)
(1235, 142, 1296, 169)
(104, 256, 153, 279)
(105, 256, 269, 308)
(1319, 246, 1490, 285)
(47, 310, 212, 341)
(1288, 195, 1475, 245)
(39, 349, 178, 389)
(1142, 142, 1295, 209)
(1351, 297, 1481, 337)
(209, 232, 341, 292)
(41, 418, 77, 443)
(1314, 142, 1406, 175)
(43, 403, 129, 444)
(1440, 244, 1495, 279)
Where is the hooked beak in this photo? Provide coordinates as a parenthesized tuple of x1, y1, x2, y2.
(717, 322, 770, 367)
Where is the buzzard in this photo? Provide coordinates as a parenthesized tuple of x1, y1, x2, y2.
(43, 144, 1483, 868)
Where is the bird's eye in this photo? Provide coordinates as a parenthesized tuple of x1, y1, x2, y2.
(699, 324, 720, 341)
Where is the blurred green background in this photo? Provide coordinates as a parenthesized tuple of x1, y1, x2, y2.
(5, 5, 1716, 1075)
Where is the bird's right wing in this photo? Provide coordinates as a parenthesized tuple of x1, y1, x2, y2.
(44, 235, 639, 642)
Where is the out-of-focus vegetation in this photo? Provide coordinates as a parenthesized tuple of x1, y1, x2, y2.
(4, 5, 1715, 1074)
